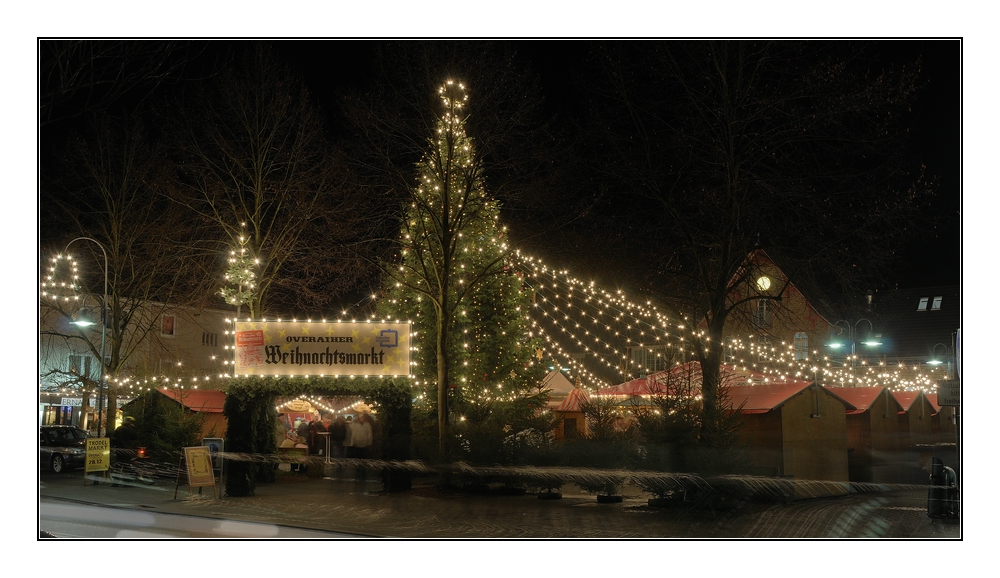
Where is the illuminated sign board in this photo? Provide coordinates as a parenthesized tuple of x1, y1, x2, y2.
(233, 321, 411, 377)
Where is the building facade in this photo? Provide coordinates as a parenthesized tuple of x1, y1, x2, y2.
(39, 300, 234, 431)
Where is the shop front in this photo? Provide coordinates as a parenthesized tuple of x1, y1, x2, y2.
(39, 392, 86, 427)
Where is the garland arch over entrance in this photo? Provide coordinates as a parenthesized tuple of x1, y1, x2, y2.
(222, 376, 413, 496)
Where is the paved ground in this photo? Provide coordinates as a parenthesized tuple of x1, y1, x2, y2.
(38, 466, 961, 539)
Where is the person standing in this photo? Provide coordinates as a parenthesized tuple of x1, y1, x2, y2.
(292, 435, 308, 473)
(347, 412, 373, 459)
(276, 413, 290, 448)
(308, 416, 327, 456)
(110, 416, 139, 485)
(347, 412, 373, 484)
(111, 416, 139, 455)
(329, 416, 348, 459)
(368, 413, 382, 460)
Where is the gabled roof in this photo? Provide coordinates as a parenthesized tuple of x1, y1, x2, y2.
(726, 382, 811, 414)
(891, 390, 921, 412)
(925, 393, 942, 413)
(727, 382, 857, 414)
(157, 388, 226, 413)
(828, 386, 900, 415)
(726, 249, 838, 327)
(541, 370, 577, 396)
(597, 362, 856, 415)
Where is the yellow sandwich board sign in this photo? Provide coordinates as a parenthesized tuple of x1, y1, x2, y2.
(85, 437, 110, 473)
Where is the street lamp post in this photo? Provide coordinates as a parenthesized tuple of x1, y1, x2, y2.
(65, 237, 108, 436)
(827, 318, 881, 385)
(929, 342, 953, 380)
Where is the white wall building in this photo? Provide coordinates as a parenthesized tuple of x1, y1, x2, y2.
(39, 300, 234, 430)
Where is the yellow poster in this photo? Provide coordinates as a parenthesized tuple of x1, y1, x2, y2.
(85, 437, 110, 473)
(183, 446, 216, 488)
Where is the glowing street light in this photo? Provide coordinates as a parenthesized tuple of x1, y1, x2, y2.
(826, 318, 881, 384)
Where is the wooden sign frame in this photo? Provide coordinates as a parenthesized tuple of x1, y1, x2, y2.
(174, 446, 218, 499)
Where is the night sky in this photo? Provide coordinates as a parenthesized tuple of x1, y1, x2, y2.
(275, 39, 961, 290)
(38, 40, 961, 293)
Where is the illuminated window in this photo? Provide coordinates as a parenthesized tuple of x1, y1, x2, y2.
(931, 296, 942, 310)
(630, 344, 670, 375)
(917, 297, 928, 311)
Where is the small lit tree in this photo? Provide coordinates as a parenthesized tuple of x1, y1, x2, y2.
(219, 225, 259, 318)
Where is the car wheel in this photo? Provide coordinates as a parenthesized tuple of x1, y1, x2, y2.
(51, 454, 65, 474)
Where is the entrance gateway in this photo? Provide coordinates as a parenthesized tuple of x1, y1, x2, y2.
(223, 321, 415, 496)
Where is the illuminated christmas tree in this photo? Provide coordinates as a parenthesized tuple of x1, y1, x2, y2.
(377, 80, 547, 461)
(219, 226, 259, 318)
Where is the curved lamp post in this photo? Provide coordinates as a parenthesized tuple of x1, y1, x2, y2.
(929, 342, 953, 379)
(826, 318, 882, 383)
(65, 237, 108, 435)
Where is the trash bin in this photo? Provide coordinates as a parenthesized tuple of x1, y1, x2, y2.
(927, 457, 959, 520)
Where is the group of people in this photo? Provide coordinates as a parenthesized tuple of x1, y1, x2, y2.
(276, 410, 379, 460)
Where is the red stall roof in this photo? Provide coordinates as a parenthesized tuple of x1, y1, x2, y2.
(158, 388, 226, 413)
(597, 362, 758, 396)
(891, 390, 920, 412)
(827, 386, 885, 415)
(554, 387, 591, 412)
(925, 393, 942, 413)
(726, 382, 812, 414)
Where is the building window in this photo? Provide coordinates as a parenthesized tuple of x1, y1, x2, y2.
(917, 297, 929, 311)
(931, 296, 942, 310)
(794, 332, 809, 360)
(161, 315, 176, 337)
(68, 354, 93, 379)
(752, 300, 772, 328)
(202, 332, 218, 347)
(630, 344, 669, 376)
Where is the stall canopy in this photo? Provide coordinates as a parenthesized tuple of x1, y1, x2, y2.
(596, 363, 723, 396)
(596, 362, 814, 400)
(541, 370, 577, 396)
(554, 387, 590, 412)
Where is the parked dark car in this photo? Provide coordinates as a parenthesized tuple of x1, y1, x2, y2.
(40, 425, 89, 473)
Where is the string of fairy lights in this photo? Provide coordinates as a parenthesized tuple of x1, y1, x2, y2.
(41, 79, 947, 407)
(41, 242, 947, 409)
(508, 251, 947, 394)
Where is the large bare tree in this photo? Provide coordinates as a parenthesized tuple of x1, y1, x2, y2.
(40, 114, 205, 433)
(168, 43, 378, 319)
(576, 41, 936, 446)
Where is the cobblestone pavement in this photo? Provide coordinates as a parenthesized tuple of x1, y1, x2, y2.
(38, 468, 961, 539)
